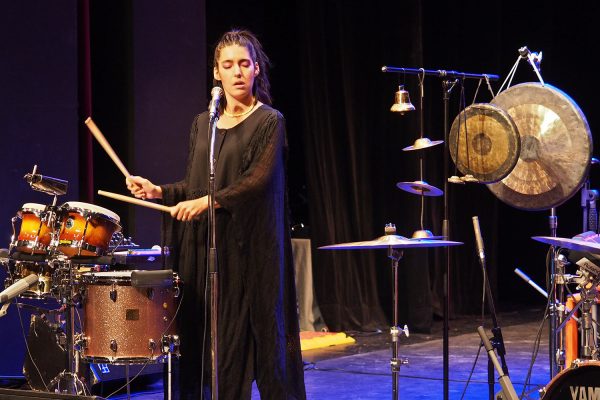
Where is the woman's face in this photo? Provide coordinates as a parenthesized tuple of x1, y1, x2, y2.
(214, 44, 259, 102)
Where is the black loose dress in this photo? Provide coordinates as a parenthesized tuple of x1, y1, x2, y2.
(160, 105, 306, 399)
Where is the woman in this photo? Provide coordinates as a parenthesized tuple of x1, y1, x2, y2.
(127, 29, 306, 399)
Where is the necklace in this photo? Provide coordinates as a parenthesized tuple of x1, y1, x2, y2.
(223, 98, 257, 118)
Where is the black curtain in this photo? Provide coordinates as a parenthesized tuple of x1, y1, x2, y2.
(296, 1, 435, 332)
(293, 0, 599, 332)
(79, 0, 600, 334)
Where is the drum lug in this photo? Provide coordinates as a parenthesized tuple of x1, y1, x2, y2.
(110, 339, 118, 353)
(162, 334, 180, 354)
(76, 336, 88, 351)
(146, 288, 154, 300)
(110, 284, 117, 302)
(148, 338, 156, 351)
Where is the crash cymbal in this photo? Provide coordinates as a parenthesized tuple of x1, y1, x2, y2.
(449, 103, 520, 184)
(319, 235, 462, 250)
(488, 83, 592, 210)
(403, 137, 444, 151)
(396, 180, 443, 197)
(532, 236, 600, 254)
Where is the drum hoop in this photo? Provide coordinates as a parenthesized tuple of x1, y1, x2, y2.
(63, 201, 120, 223)
(541, 360, 600, 398)
(58, 240, 107, 257)
(21, 203, 46, 212)
(81, 271, 133, 284)
(14, 239, 48, 251)
(81, 355, 163, 365)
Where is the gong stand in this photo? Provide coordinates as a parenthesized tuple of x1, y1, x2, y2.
(207, 110, 220, 400)
(382, 66, 500, 400)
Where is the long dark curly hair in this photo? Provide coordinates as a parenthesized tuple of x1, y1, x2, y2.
(213, 29, 272, 107)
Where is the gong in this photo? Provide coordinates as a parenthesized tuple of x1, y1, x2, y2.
(449, 103, 520, 183)
(488, 83, 592, 210)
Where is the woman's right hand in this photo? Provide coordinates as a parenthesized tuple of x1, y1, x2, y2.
(126, 176, 163, 200)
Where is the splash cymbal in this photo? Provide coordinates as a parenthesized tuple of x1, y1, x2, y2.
(396, 180, 443, 197)
(488, 83, 592, 210)
(403, 137, 444, 151)
(449, 103, 520, 184)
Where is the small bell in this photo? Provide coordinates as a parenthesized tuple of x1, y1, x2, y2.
(390, 85, 415, 114)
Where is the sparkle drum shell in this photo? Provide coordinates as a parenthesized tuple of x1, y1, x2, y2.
(58, 202, 121, 257)
(13, 203, 52, 254)
(81, 271, 177, 364)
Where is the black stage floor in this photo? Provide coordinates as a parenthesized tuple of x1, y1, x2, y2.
(1, 308, 566, 399)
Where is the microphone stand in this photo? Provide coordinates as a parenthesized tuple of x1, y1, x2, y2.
(473, 216, 509, 400)
(208, 111, 220, 400)
(381, 66, 499, 400)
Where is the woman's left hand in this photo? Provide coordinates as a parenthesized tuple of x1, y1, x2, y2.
(171, 196, 209, 221)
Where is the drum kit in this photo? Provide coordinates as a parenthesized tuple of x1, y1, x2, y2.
(0, 166, 181, 397)
(531, 235, 600, 399)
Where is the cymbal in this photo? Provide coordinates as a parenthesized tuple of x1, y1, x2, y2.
(411, 229, 444, 240)
(449, 103, 520, 183)
(319, 235, 462, 250)
(396, 180, 443, 197)
(488, 83, 592, 210)
(532, 236, 600, 254)
(403, 137, 444, 151)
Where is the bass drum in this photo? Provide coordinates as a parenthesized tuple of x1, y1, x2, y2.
(541, 361, 600, 399)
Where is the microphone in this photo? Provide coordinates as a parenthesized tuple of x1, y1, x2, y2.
(208, 86, 224, 121)
(0, 274, 39, 303)
(472, 216, 485, 263)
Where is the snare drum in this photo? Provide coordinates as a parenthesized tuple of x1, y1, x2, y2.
(57, 202, 121, 257)
(81, 271, 178, 364)
(12, 203, 52, 254)
(541, 361, 600, 399)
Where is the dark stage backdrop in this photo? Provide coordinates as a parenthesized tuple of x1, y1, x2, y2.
(0, 1, 80, 376)
(0, 0, 205, 377)
(88, 1, 205, 246)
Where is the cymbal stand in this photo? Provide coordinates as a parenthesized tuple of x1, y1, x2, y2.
(381, 66, 500, 400)
(49, 258, 87, 395)
(581, 177, 599, 234)
(547, 208, 562, 378)
(385, 224, 409, 400)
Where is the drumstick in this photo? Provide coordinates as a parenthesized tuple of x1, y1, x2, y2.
(98, 190, 172, 213)
(85, 117, 131, 178)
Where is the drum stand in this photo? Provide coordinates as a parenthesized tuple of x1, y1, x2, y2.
(386, 242, 410, 400)
(162, 334, 180, 400)
(49, 259, 87, 395)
